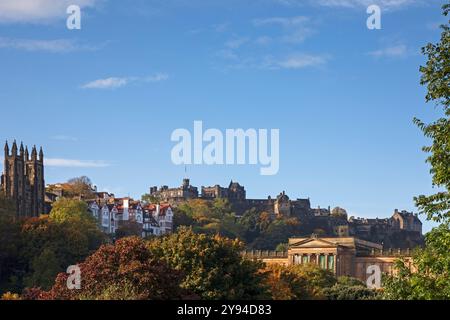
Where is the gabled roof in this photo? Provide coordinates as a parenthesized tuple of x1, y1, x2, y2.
(289, 237, 382, 251)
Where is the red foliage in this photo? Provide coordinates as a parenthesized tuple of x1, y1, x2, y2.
(44, 237, 190, 300)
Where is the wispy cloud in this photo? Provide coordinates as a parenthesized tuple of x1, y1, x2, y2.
(81, 73, 169, 89)
(0, 0, 102, 24)
(225, 37, 249, 49)
(45, 158, 111, 168)
(264, 53, 330, 69)
(368, 44, 408, 58)
(277, 0, 423, 10)
(0, 37, 99, 53)
(253, 16, 315, 44)
(82, 77, 129, 89)
(51, 135, 78, 142)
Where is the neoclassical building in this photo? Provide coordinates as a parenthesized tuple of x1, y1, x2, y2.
(242, 235, 413, 284)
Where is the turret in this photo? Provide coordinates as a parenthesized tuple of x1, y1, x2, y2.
(11, 140, 17, 156)
(31, 145, 37, 161)
(24, 147, 29, 161)
(4, 141, 9, 157)
(19, 142, 24, 158)
(39, 146, 44, 162)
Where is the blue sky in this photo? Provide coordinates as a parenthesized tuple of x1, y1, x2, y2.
(0, 0, 447, 232)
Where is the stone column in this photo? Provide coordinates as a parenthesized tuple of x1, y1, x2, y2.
(334, 254, 338, 274)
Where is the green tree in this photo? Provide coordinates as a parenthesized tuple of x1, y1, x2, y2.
(49, 198, 95, 224)
(0, 196, 21, 293)
(0, 195, 15, 220)
(413, 2, 450, 223)
(323, 276, 379, 300)
(382, 3, 450, 300)
(275, 243, 288, 252)
(291, 263, 337, 298)
(383, 223, 450, 300)
(18, 215, 106, 292)
(24, 248, 61, 290)
(141, 193, 160, 204)
(147, 226, 268, 300)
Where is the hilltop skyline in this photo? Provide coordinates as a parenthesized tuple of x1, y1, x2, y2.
(0, 0, 447, 233)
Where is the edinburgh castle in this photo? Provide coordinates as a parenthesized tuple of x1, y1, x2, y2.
(150, 179, 424, 248)
(1, 141, 45, 217)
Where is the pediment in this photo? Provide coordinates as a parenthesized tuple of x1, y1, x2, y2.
(289, 238, 340, 249)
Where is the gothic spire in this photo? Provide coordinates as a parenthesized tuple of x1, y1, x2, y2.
(4, 141, 9, 156)
(39, 146, 44, 161)
(19, 142, 24, 157)
(31, 145, 37, 160)
(25, 146, 29, 161)
(11, 140, 17, 155)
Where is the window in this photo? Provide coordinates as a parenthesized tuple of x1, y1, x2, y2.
(302, 255, 309, 264)
(319, 255, 326, 269)
(328, 255, 335, 271)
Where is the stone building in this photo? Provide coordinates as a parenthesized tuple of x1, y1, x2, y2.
(201, 180, 246, 201)
(88, 198, 174, 238)
(242, 235, 414, 285)
(149, 178, 198, 204)
(391, 209, 422, 233)
(1, 141, 45, 217)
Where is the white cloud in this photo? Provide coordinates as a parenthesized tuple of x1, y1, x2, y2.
(0, 0, 102, 24)
(51, 135, 78, 141)
(45, 158, 110, 168)
(225, 37, 249, 49)
(368, 44, 408, 58)
(253, 16, 314, 44)
(253, 16, 310, 28)
(277, 0, 422, 10)
(81, 73, 169, 89)
(82, 77, 129, 89)
(274, 54, 329, 69)
(0, 37, 104, 53)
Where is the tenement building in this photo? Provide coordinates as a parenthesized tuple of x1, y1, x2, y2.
(1, 141, 45, 217)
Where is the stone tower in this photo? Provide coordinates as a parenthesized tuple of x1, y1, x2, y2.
(1, 141, 45, 217)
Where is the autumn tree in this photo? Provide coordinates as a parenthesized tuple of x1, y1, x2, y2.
(0, 196, 21, 293)
(20, 216, 106, 291)
(56, 176, 95, 199)
(43, 237, 188, 300)
(49, 198, 94, 224)
(147, 226, 268, 300)
(264, 264, 312, 300)
(115, 221, 142, 239)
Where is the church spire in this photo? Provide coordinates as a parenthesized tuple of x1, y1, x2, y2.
(11, 140, 17, 156)
(4, 141, 9, 156)
(31, 145, 37, 160)
(25, 146, 29, 161)
(39, 146, 44, 161)
(20, 142, 24, 158)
